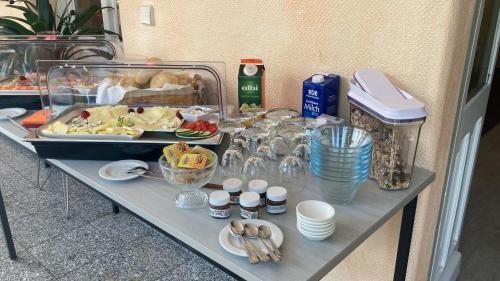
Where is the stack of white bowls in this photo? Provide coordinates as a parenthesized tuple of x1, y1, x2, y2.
(296, 200, 336, 241)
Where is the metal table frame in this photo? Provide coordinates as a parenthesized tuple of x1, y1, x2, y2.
(0, 188, 16, 260)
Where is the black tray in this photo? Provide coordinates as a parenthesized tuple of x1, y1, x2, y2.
(29, 133, 229, 161)
(0, 95, 42, 110)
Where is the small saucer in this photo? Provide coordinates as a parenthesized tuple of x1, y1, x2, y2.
(99, 160, 149, 181)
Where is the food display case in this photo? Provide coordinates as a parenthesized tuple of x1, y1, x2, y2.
(0, 35, 122, 109)
(25, 60, 229, 161)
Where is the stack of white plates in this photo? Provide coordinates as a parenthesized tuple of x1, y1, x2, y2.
(296, 200, 336, 241)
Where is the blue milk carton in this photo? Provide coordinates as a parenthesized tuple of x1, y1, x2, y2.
(302, 73, 340, 118)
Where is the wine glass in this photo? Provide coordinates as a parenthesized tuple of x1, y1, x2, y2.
(278, 124, 307, 192)
(282, 117, 316, 162)
(265, 108, 300, 123)
(241, 127, 269, 183)
(218, 120, 246, 178)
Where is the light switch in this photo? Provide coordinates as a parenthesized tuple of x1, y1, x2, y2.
(140, 5, 154, 26)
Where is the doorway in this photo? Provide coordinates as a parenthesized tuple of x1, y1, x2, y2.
(429, 0, 500, 281)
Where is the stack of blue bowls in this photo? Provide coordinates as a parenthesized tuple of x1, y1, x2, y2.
(310, 124, 373, 204)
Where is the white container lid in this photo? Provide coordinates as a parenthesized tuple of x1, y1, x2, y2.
(223, 178, 242, 192)
(209, 190, 229, 206)
(248, 179, 268, 193)
(267, 186, 287, 202)
(348, 68, 427, 124)
(240, 192, 260, 207)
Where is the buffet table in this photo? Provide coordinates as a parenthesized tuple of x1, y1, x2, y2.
(0, 116, 435, 281)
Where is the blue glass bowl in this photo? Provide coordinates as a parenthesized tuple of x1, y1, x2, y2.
(311, 124, 372, 152)
(310, 166, 369, 182)
(310, 159, 371, 173)
(311, 139, 372, 155)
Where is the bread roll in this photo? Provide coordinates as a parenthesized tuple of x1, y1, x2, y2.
(150, 71, 179, 88)
(118, 75, 140, 88)
(134, 57, 163, 85)
(175, 73, 192, 86)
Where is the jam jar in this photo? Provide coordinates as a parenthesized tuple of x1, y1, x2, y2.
(248, 179, 268, 207)
(266, 186, 287, 214)
(239, 192, 260, 219)
(223, 178, 242, 205)
(209, 190, 230, 219)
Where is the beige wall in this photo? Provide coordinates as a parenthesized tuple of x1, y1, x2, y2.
(117, 1, 474, 280)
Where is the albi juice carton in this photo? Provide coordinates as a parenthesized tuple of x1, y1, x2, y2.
(238, 59, 265, 111)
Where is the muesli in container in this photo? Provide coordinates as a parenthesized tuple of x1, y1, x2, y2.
(348, 69, 427, 190)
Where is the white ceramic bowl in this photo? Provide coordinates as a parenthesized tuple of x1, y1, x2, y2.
(296, 200, 335, 223)
(297, 226, 334, 241)
(298, 221, 335, 232)
(180, 106, 215, 122)
(297, 224, 335, 236)
(297, 212, 335, 225)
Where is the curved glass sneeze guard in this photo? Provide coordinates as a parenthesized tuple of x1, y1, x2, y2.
(0, 35, 122, 93)
(38, 61, 227, 119)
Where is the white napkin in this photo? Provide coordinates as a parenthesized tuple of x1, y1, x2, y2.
(96, 78, 138, 105)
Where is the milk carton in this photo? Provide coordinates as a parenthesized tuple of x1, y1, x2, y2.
(302, 73, 340, 118)
(238, 59, 265, 111)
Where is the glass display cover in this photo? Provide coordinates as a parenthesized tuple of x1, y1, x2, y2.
(38, 60, 227, 119)
(0, 35, 122, 93)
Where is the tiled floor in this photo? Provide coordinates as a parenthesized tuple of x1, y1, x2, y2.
(0, 135, 235, 281)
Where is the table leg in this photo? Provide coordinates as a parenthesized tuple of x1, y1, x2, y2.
(37, 158, 55, 191)
(0, 190, 16, 260)
(112, 204, 120, 214)
(62, 174, 70, 219)
(393, 196, 418, 281)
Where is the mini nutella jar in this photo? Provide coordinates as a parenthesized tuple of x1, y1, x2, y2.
(266, 186, 287, 214)
(239, 192, 260, 219)
(248, 179, 268, 207)
(209, 190, 230, 219)
(223, 178, 242, 205)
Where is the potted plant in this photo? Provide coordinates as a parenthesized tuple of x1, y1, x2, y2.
(0, 0, 120, 37)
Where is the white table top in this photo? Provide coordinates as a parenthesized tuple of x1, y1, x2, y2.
(0, 117, 435, 281)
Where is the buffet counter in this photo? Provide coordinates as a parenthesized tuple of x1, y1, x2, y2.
(0, 116, 435, 281)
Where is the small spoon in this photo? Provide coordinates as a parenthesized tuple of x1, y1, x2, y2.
(245, 223, 280, 262)
(258, 225, 282, 257)
(230, 221, 259, 264)
(243, 223, 271, 262)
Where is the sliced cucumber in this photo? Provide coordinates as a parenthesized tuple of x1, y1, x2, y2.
(199, 131, 212, 137)
(176, 128, 192, 134)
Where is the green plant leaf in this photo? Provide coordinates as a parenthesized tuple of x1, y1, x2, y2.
(0, 27, 21, 35)
(71, 6, 113, 32)
(22, 12, 47, 33)
(2, 16, 30, 26)
(0, 18, 35, 35)
(36, 0, 55, 31)
(56, 0, 74, 32)
(20, 1, 37, 13)
(6, 4, 37, 16)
